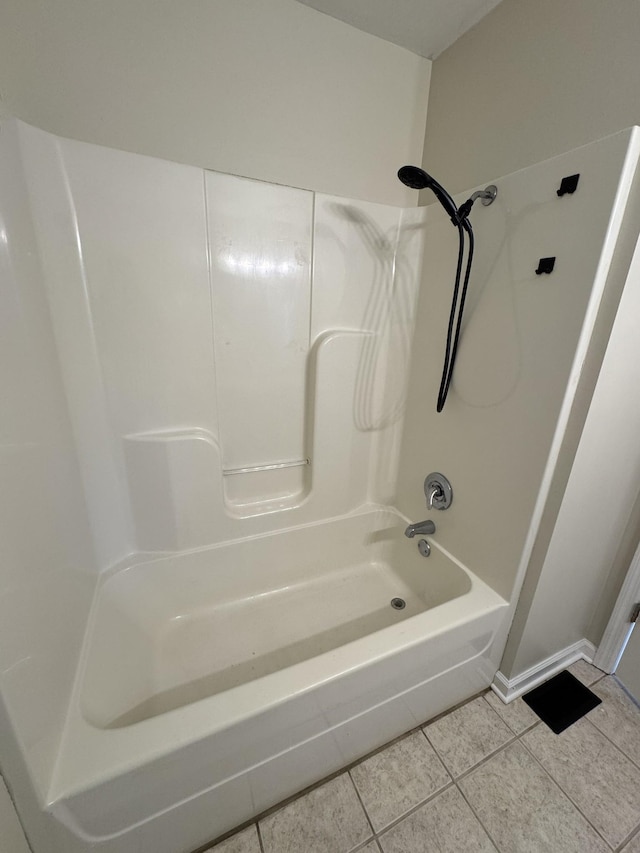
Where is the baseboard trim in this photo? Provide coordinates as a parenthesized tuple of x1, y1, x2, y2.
(491, 639, 597, 704)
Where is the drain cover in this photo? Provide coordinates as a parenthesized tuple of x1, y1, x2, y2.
(390, 597, 406, 610)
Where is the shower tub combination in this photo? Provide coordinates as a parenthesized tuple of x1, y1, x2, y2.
(50, 508, 507, 852)
(5, 119, 640, 853)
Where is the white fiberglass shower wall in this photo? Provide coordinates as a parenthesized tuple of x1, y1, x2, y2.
(17, 120, 423, 566)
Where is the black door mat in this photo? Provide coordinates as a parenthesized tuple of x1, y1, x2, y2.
(522, 670, 601, 734)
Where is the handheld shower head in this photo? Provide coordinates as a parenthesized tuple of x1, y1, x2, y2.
(397, 165, 460, 225)
(397, 165, 432, 190)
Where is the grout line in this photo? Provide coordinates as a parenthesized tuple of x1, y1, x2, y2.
(451, 733, 519, 785)
(458, 715, 538, 847)
(616, 828, 639, 852)
(482, 692, 540, 737)
(347, 768, 376, 839)
(615, 820, 640, 852)
(373, 781, 456, 839)
(582, 713, 640, 766)
(351, 838, 380, 853)
(255, 821, 265, 853)
(518, 731, 614, 850)
(192, 822, 258, 853)
(502, 719, 541, 737)
(417, 726, 454, 779)
(584, 681, 640, 772)
(348, 732, 456, 838)
(454, 778, 503, 853)
(421, 688, 492, 729)
(613, 674, 640, 712)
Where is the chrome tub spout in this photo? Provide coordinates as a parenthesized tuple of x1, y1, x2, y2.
(404, 520, 436, 538)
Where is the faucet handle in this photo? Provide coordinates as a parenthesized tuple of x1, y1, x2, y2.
(424, 472, 453, 510)
(427, 484, 444, 509)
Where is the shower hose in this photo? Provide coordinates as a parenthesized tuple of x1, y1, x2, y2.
(437, 217, 474, 412)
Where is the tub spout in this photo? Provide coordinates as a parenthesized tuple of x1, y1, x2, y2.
(404, 520, 436, 538)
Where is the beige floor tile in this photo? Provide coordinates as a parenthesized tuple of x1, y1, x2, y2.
(210, 824, 261, 853)
(484, 691, 538, 735)
(358, 843, 381, 852)
(459, 741, 608, 852)
(589, 676, 640, 766)
(568, 659, 605, 686)
(621, 829, 640, 852)
(423, 695, 513, 777)
(523, 717, 640, 847)
(350, 731, 450, 831)
(378, 785, 497, 853)
(259, 773, 372, 853)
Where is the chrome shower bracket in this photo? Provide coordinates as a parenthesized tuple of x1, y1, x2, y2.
(480, 185, 498, 206)
(424, 472, 453, 511)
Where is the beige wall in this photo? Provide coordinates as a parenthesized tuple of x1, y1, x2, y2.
(424, 0, 640, 194)
(394, 129, 637, 609)
(0, 0, 430, 206)
(506, 201, 640, 677)
(423, 0, 640, 680)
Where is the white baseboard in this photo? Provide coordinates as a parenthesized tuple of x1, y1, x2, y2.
(491, 639, 597, 704)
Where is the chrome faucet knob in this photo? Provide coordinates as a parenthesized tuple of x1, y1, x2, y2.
(424, 472, 453, 510)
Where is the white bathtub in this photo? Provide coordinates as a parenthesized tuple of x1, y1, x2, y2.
(48, 507, 507, 853)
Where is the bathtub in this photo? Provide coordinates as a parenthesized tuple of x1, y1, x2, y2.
(48, 507, 508, 853)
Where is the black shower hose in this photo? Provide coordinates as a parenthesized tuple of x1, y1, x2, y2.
(436, 217, 474, 412)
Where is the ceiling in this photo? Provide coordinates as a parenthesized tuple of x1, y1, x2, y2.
(294, 0, 503, 59)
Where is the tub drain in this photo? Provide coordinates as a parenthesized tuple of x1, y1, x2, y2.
(390, 597, 406, 610)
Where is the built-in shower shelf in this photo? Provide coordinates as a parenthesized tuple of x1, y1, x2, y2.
(223, 458, 310, 476)
(223, 458, 311, 515)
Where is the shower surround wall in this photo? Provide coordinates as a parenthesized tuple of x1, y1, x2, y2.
(1, 118, 640, 853)
(395, 128, 640, 605)
(15, 119, 424, 568)
(0, 120, 97, 807)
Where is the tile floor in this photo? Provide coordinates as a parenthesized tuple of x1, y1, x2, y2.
(206, 661, 640, 853)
